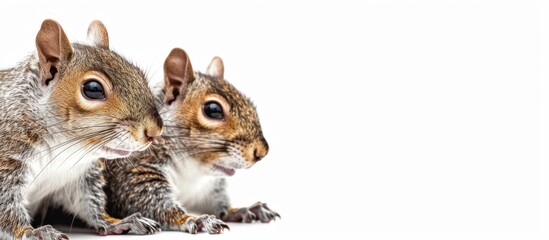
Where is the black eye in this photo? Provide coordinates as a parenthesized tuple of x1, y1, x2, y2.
(203, 101, 224, 120)
(82, 80, 105, 100)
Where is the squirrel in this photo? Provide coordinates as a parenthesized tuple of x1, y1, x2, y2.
(0, 20, 163, 239)
(103, 48, 280, 234)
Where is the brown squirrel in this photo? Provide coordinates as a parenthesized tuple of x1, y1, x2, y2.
(103, 48, 279, 234)
(0, 20, 163, 239)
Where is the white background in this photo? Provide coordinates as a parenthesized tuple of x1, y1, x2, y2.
(0, 0, 547, 239)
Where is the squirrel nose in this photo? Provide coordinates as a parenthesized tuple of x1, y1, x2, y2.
(144, 124, 163, 142)
(251, 141, 268, 162)
(143, 114, 164, 142)
(144, 129, 159, 142)
(253, 149, 265, 162)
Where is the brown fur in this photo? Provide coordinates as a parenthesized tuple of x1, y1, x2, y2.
(49, 44, 163, 146)
(104, 48, 276, 234)
(0, 19, 163, 239)
(14, 226, 33, 238)
(158, 208, 194, 227)
(0, 156, 23, 171)
(172, 71, 268, 166)
(87, 21, 109, 48)
(102, 212, 121, 224)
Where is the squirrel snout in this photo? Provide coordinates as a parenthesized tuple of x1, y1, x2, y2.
(142, 114, 164, 143)
(143, 124, 163, 142)
(249, 140, 269, 162)
(253, 148, 266, 162)
(144, 129, 160, 142)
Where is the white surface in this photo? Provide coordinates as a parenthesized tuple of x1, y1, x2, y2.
(0, 0, 548, 239)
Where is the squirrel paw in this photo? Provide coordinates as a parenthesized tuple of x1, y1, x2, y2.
(249, 202, 281, 223)
(182, 214, 229, 234)
(99, 212, 160, 235)
(221, 207, 256, 223)
(222, 202, 280, 223)
(22, 225, 69, 240)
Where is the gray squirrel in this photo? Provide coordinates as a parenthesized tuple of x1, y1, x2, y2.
(0, 20, 163, 239)
(103, 48, 279, 234)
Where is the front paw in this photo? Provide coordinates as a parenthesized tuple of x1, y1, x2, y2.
(182, 214, 229, 234)
(222, 202, 280, 223)
(221, 207, 256, 223)
(249, 202, 280, 223)
(22, 225, 69, 240)
(98, 212, 160, 235)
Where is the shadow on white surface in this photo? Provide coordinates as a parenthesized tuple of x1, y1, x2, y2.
(57, 221, 285, 240)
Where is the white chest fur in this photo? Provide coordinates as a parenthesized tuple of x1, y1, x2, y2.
(165, 159, 218, 213)
(25, 143, 97, 212)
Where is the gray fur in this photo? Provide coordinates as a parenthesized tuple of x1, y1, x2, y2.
(104, 60, 278, 234)
(0, 23, 162, 239)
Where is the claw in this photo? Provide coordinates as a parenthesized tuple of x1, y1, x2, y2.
(102, 213, 160, 235)
(221, 223, 230, 231)
(226, 201, 280, 223)
(182, 214, 228, 234)
(24, 225, 68, 240)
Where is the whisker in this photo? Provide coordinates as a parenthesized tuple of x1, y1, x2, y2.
(70, 132, 120, 162)
(26, 129, 114, 193)
(171, 148, 228, 159)
(67, 131, 123, 171)
(120, 155, 137, 170)
(30, 128, 114, 159)
(47, 124, 117, 135)
(107, 134, 139, 169)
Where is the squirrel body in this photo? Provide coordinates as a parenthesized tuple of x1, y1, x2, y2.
(104, 48, 279, 234)
(0, 20, 163, 240)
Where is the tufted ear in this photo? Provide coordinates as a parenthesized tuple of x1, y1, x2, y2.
(163, 48, 195, 105)
(35, 19, 73, 86)
(87, 20, 109, 48)
(206, 56, 224, 79)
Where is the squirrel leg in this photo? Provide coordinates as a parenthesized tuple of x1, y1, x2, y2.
(59, 160, 160, 236)
(105, 163, 227, 234)
(0, 157, 68, 240)
(163, 208, 229, 234)
(97, 212, 160, 236)
(212, 180, 280, 223)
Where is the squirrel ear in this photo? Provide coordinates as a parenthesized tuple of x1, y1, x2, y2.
(163, 48, 194, 105)
(206, 56, 224, 79)
(87, 20, 109, 48)
(35, 19, 73, 86)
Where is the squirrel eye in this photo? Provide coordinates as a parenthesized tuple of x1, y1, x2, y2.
(203, 101, 224, 120)
(82, 80, 105, 100)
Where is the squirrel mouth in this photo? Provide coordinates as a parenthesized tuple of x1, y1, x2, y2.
(213, 164, 236, 176)
(101, 146, 131, 157)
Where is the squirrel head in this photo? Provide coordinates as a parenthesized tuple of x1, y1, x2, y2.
(161, 48, 268, 177)
(35, 20, 163, 159)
